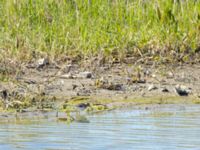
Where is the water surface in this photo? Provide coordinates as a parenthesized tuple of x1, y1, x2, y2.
(1, 105, 200, 150)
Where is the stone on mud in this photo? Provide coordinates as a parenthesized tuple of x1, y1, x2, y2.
(166, 71, 174, 78)
(60, 73, 73, 79)
(148, 84, 158, 91)
(77, 71, 93, 79)
(174, 84, 192, 96)
(76, 103, 90, 110)
(37, 58, 49, 68)
(161, 87, 169, 93)
(107, 83, 123, 91)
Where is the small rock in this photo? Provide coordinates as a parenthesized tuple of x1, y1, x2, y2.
(77, 71, 93, 79)
(0, 89, 8, 100)
(137, 80, 146, 84)
(151, 74, 156, 78)
(161, 87, 169, 93)
(60, 73, 73, 79)
(148, 84, 158, 91)
(24, 79, 37, 84)
(37, 58, 49, 68)
(107, 83, 123, 91)
(143, 69, 151, 76)
(76, 103, 90, 110)
(72, 84, 78, 90)
(174, 84, 192, 96)
(166, 71, 174, 78)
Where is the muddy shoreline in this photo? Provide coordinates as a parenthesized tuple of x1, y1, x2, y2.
(0, 59, 200, 120)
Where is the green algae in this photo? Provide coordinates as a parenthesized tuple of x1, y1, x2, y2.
(1, 94, 200, 118)
(0, 93, 57, 112)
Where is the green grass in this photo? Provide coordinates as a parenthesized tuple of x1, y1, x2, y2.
(0, 0, 200, 60)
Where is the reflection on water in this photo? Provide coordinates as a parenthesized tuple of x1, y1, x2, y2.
(1, 105, 200, 150)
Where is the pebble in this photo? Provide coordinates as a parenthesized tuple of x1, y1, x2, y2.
(76, 103, 90, 110)
(77, 71, 93, 79)
(60, 73, 73, 79)
(161, 87, 169, 93)
(143, 69, 151, 76)
(147, 84, 158, 91)
(166, 71, 174, 78)
(37, 58, 49, 68)
(0, 89, 8, 100)
(174, 84, 192, 96)
(151, 74, 156, 78)
(107, 83, 123, 91)
(72, 84, 78, 90)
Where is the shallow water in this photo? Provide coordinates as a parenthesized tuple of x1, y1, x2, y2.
(1, 105, 200, 150)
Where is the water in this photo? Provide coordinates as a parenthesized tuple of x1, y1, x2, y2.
(1, 105, 200, 150)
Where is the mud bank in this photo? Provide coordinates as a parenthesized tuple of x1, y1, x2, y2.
(0, 59, 200, 120)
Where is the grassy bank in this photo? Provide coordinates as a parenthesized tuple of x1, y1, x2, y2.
(0, 0, 200, 60)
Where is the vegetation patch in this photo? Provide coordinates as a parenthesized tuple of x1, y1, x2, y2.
(0, 0, 199, 62)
